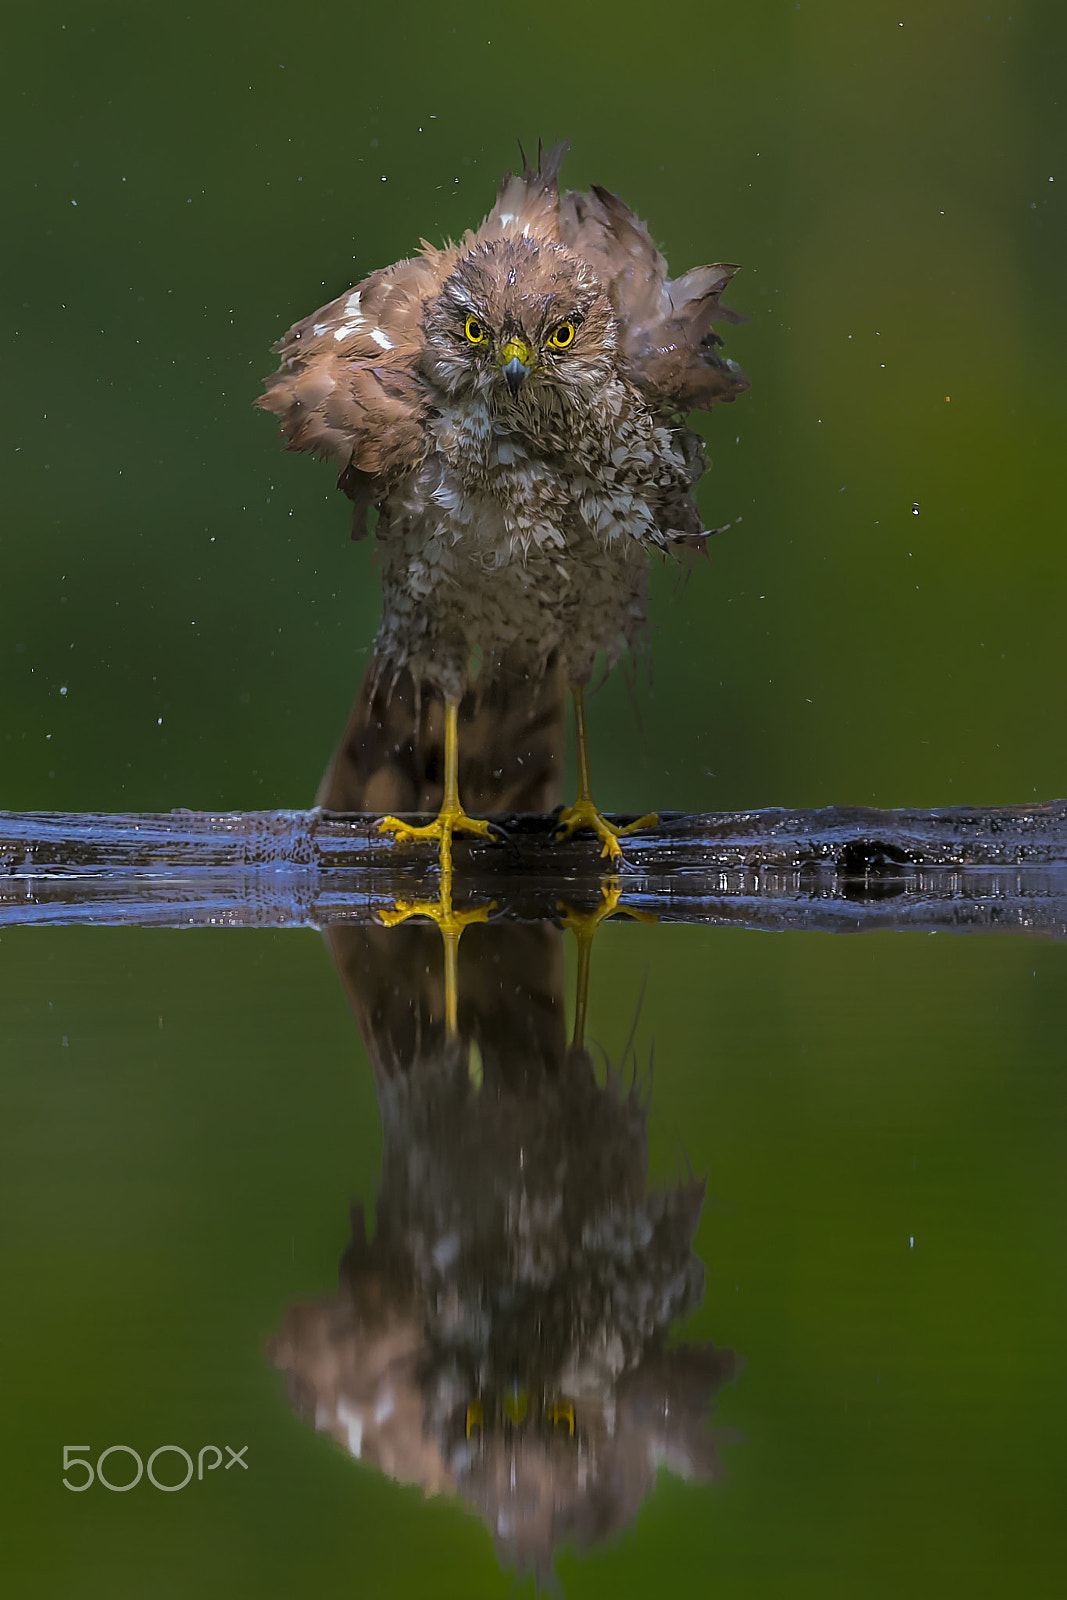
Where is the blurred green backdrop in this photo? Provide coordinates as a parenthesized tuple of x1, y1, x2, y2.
(4, 0, 1063, 815)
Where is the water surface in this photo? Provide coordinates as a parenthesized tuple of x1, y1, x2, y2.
(3, 916, 1064, 1595)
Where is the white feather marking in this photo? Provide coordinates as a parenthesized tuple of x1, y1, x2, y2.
(333, 290, 367, 340)
(312, 322, 328, 336)
(498, 211, 515, 226)
(370, 327, 393, 350)
(336, 1399, 364, 1459)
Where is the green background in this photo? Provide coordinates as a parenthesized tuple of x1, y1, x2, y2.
(2, 0, 1066, 1595)
(3, 0, 1064, 814)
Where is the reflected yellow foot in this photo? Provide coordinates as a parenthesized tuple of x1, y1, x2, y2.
(557, 878, 657, 942)
(378, 803, 494, 875)
(558, 880, 656, 1051)
(377, 884, 493, 937)
(555, 798, 658, 862)
(547, 1399, 576, 1437)
(378, 874, 494, 1037)
(465, 1399, 483, 1438)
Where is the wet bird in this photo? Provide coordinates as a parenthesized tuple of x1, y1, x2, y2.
(258, 141, 747, 864)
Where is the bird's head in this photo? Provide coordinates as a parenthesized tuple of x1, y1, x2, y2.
(421, 239, 616, 418)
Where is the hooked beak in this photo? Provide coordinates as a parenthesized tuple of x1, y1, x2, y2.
(499, 336, 531, 395)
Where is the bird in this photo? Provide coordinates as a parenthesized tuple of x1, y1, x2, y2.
(258, 140, 747, 868)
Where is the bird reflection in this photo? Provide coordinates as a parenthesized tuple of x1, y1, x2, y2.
(267, 678, 738, 1578)
(269, 919, 737, 1577)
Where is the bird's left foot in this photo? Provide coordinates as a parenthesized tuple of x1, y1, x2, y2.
(555, 799, 658, 861)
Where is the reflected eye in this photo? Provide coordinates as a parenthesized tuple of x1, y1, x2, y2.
(465, 315, 486, 344)
(547, 321, 575, 349)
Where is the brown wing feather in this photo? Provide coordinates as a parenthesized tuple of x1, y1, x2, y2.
(256, 255, 438, 536)
(558, 182, 748, 413)
(260, 143, 746, 542)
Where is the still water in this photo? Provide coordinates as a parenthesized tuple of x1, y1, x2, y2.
(3, 909, 1064, 1596)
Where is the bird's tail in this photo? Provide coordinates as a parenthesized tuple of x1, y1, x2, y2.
(315, 651, 565, 815)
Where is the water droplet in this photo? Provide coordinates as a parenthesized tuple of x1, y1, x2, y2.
(911, 503, 919, 515)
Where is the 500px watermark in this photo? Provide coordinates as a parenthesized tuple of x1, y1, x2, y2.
(61, 1444, 248, 1491)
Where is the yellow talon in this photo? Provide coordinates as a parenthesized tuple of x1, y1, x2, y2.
(377, 890, 492, 936)
(377, 697, 495, 875)
(557, 685, 656, 859)
(378, 871, 493, 1037)
(547, 1399, 575, 1437)
(465, 1399, 483, 1437)
(558, 879, 657, 1050)
(555, 797, 658, 861)
(378, 804, 493, 875)
(557, 877, 657, 942)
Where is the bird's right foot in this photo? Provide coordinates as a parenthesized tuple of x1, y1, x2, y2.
(378, 802, 494, 875)
(377, 871, 494, 1037)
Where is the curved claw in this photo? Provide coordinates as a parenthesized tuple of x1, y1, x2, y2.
(377, 807, 494, 846)
(376, 697, 497, 875)
(555, 799, 659, 861)
(556, 879, 656, 1051)
(378, 894, 494, 935)
(547, 1399, 576, 1437)
(557, 878, 657, 940)
(378, 804, 494, 875)
(377, 880, 495, 1037)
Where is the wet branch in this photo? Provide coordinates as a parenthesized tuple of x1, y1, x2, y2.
(2, 801, 1066, 934)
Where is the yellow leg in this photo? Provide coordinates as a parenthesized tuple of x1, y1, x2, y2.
(465, 1398, 483, 1438)
(502, 1386, 529, 1426)
(555, 686, 657, 861)
(378, 859, 493, 1037)
(558, 879, 656, 1051)
(378, 696, 493, 875)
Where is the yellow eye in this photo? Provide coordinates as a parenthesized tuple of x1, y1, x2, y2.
(547, 321, 575, 349)
(465, 315, 486, 344)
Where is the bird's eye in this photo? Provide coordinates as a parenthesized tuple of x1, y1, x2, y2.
(465, 315, 486, 344)
(547, 321, 575, 349)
